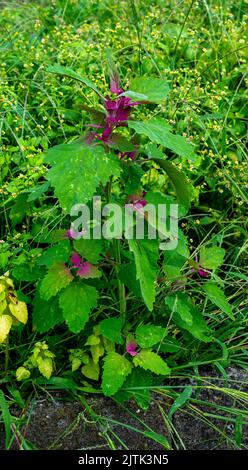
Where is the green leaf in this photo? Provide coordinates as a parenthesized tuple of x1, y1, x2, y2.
(165, 293, 212, 342)
(118, 262, 143, 299)
(159, 337, 182, 353)
(33, 291, 64, 333)
(0, 251, 10, 269)
(168, 386, 193, 419)
(102, 352, 133, 396)
(27, 181, 50, 202)
(37, 240, 71, 268)
(73, 238, 103, 264)
(135, 324, 167, 348)
(199, 246, 225, 270)
(100, 316, 123, 344)
(129, 119, 196, 161)
(128, 239, 159, 311)
(37, 357, 53, 380)
(12, 264, 43, 282)
(16, 367, 31, 382)
(133, 349, 170, 375)
(0, 315, 12, 343)
(203, 282, 234, 320)
(163, 229, 189, 280)
(123, 77, 170, 104)
(81, 361, 99, 381)
(59, 283, 98, 333)
(46, 64, 104, 99)
(10, 193, 30, 226)
(165, 292, 193, 326)
(115, 368, 152, 410)
(0, 389, 11, 448)
(39, 262, 73, 300)
(153, 159, 191, 210)
(44, 142, 121, 213)
(143, 430, 171, 449)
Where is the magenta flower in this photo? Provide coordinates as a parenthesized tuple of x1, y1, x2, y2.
(120, 150, 137, 160)
(126, 341, 138, 356)
(192, 255, 211, 278)
(70, 253, 101, 279)
(110, 76, 123, 95)
(198, 268, 210, 278)
(125, 192, 147, 214)
(66, 228, 77, 239)
(105, 95, 140, 129)
(86, 75, 141, 145)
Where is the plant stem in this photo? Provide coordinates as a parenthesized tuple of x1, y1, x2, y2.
(5, 336, 9, 374)
(113, 238, 126, 326)
(105, 177, 126, 325)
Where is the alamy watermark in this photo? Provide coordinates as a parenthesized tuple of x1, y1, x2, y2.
(68, 196, 179, 251)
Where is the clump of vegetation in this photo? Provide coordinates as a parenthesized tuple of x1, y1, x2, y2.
(0, 0, 247, 450)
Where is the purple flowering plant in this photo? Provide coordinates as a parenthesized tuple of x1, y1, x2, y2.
(20, 60, 230, 402)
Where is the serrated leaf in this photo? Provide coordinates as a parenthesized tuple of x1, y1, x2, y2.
(85, 335, 100, 346)
(0, 315, 12, 343)
(39, 262, 73, 300)
(123, 77, 170, 104)
(37, 357, 53, 380)
(90, 344, 105, 364)
(133, 349, 170, 375)
(199, 246, 225, 270)
(44, 142, 121, 213)
(203, 282, 234, 320)
(135, 324, 167, 348)
(81, 360, 100, 381)
(33, 291, 64, 333)
(100, 316, 123, 344)
(37, 240, 71, 268)
(128, 239, 159, 311)
(115, 368, 152, 410)
(16, 366, 31, 382)
(73, 238, 103, 264)
(129, 119, 196, 161)
(9, 301, 28, 324)
(102, 352, 133, 396)
(46, 64, 104, 99)
(59, 283, 98, 333)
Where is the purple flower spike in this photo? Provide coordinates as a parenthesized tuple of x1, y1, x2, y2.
(71, 252, 82, 268)
(126, 341, 138, 357)
(110, 78, 123, 96)
(85, 71, 142, 147)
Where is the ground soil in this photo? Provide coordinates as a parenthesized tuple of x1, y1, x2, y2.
(0, 367, 247, 450)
